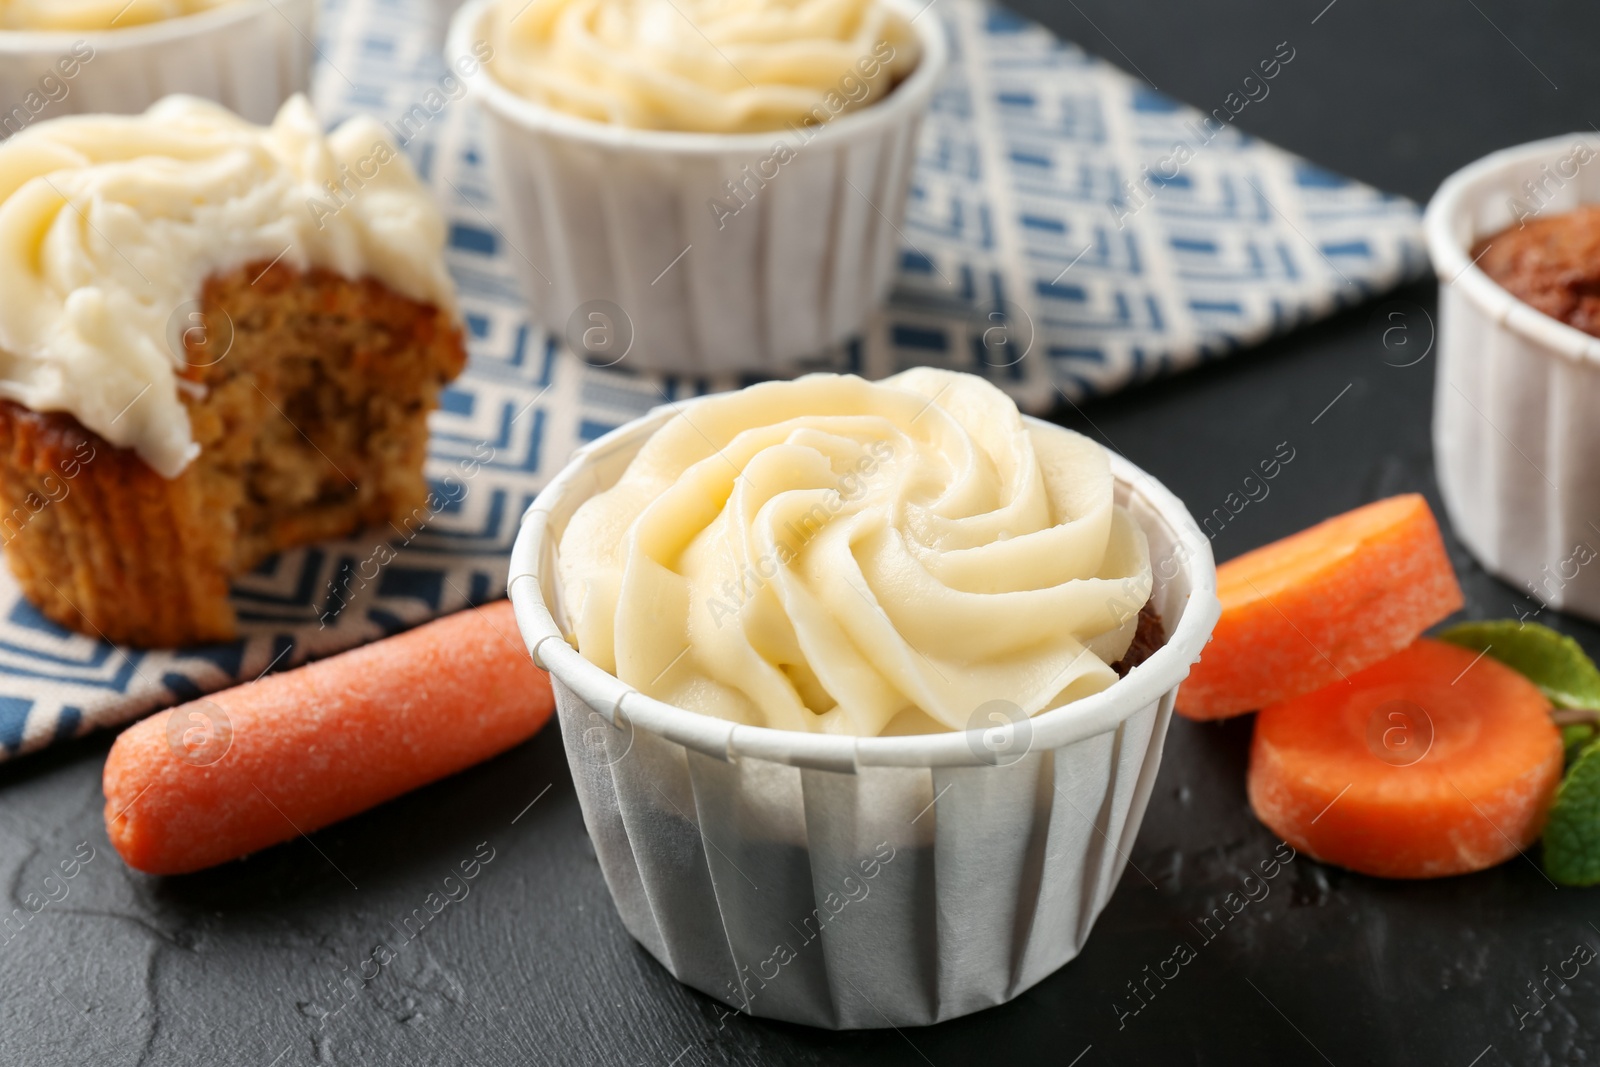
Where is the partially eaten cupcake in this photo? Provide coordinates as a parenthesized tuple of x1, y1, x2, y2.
(0, 95, 466, 647)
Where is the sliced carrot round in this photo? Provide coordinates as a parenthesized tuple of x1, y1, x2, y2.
(1178, 493, 1463, 720)
(1248, 638, 1562, 879)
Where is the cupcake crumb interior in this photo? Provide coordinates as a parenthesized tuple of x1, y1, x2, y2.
(0, 261, 463, 646)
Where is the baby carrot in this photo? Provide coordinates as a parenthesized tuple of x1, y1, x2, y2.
(103, 600, 553, 876)
(1248, 638, 1562, 879)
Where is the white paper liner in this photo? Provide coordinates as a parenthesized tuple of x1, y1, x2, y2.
(447, 0, 947, 377)
(507, 403, 1221, 1029)
(0, 0, 314, 133)
(1426, 134, 1600, 622)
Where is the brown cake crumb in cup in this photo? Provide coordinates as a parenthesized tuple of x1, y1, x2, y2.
(1111, 603, 1166, 677)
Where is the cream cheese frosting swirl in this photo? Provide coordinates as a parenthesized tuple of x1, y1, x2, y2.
(0, 0, 236, 30)
(0, 94, 456, 478)
(558, 369, 1155, 737)
(488, 0, 920, 133)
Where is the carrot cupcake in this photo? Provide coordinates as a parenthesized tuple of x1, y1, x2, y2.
(0, 1, 314, 130)
(0, 94, 466, 647)
(448, 0, 947, 374)
(510, 368, 1220, 1027)
(0, 1, 238, 30)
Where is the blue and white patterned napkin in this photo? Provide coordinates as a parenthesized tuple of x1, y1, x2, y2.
(0, 0, 1424, 758)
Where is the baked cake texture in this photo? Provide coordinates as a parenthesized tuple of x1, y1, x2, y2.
(0, 95, 464, 647)
(0, 262, 464, 646)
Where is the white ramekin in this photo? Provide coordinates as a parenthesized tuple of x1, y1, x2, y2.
(448, 0, 948, 376)
(0, 0, 314, 134)
(507, 403, 1220, 1029)
(1426, 134, 1600, 621)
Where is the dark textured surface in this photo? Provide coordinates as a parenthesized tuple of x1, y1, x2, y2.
(5, 1, 1599, 1064)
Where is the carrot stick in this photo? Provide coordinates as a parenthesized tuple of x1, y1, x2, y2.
(103, 601, 554, 875)
(1178, 494, 1463, 720)
(1248, 638, 1562, 879)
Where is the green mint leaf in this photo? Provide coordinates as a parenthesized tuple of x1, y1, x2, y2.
(1544, 742, 1600, 886)
(1437, 620, 1600, 711)
(1563, 725, 1597, 769)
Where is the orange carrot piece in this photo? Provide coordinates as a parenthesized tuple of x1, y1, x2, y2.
(1248, 638, 1562, 879)
(1177, 493, 1463, 720)
(103, 601, 553, 875)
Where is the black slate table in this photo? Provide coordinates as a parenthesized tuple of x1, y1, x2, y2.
(5, 1, 1598, 1064)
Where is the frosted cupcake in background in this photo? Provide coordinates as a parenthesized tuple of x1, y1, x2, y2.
(510, 368, 1220, 1027)
(0, 0, 238, 29)
(486, 0, 920, 133)
(0, 95, 466, 647)
(0, 0, 313, 132)
(449, 0, 947, 375)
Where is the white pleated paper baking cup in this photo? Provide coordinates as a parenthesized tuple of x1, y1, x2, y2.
(0, 0, 314, 133)
(507, 404, 1220, 1029)
(447, 0, 947, 376)
(1426, 134, 1600, 621)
